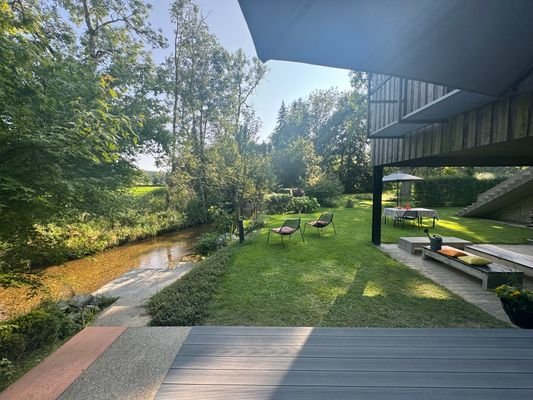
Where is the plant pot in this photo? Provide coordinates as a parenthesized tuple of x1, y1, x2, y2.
(500, 299, 533, 329)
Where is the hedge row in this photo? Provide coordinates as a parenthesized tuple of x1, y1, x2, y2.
(412, 176, 506, 207)
(265, 194, 320, 214)
(146, 246, 234, 326)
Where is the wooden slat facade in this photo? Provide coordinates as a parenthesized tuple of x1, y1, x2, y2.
(155, 326, 533, 400)
(369, 74, 452, 134)
(369, 74, 533, 167)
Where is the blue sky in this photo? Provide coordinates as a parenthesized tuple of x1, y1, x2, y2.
(139, 0, 351, 170)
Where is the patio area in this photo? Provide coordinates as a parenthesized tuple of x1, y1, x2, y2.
(379, 243, 533, 324)
(155, 326, 533, 399)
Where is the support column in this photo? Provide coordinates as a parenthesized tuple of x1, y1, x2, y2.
(371, 165, 383, 245)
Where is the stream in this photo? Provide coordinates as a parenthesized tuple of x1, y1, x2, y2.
(0, 225, 211, 321)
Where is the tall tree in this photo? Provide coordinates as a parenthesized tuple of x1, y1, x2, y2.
(226, 49, 266, 139)
(308, 88, 340, 146)
(164, 0, 267, 221)
(59, 0, 169, 156)
(59, 0, 165, 66)
(270, 98, 310, 149)
(269, 72, 371, 193)
(165, 0, 228, 221)
(222, 50, 267, 217)
(0, 0, 137, 241)
(272, 137, 321, 187)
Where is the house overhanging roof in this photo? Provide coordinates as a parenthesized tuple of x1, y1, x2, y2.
(238, 0, 533, 97)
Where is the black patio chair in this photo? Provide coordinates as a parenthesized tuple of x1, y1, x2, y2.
(303, 213, 336, 237)
(399, 209, 419, 228)
(267, 218, 305, 248)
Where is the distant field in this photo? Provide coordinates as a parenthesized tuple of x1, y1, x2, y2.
(130, 185, 165, 196)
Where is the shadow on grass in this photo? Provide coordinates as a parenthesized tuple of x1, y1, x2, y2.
(204, 201, 515, 328)
(320, 256, 507, 328)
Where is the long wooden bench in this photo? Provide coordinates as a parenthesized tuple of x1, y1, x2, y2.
(465, 244, 533, 278)
(422, 246, 523, 289)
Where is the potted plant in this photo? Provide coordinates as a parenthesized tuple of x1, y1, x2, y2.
(496, 285, 533, 329)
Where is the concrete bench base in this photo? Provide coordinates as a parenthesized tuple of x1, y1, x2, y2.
(422, 246, 523, 290)
(398, 237, 472, 254)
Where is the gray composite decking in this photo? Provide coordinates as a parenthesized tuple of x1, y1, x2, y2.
(155, 326, 533, 400)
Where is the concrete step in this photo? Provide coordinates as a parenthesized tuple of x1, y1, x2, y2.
(462, 168, 533, 218)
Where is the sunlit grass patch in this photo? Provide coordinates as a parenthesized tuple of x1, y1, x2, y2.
(202, 198, 524, 328)
(130, 185, 165, 196)
(382, 206, 530, 244)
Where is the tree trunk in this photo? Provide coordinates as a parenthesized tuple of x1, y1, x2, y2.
(81, 0, 97, 63)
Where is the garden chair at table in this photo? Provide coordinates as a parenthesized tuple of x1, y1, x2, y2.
(267, 218, 305, 248)
(397, 209, 419, 228)
(304, 213, 336, 237)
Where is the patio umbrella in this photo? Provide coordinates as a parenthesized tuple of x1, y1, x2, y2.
(382, 173, 423, 207)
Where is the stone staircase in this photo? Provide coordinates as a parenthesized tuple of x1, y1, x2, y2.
(458, 168, 533, 218)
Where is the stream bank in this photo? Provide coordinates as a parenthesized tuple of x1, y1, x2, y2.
(0, 225, 210, 321)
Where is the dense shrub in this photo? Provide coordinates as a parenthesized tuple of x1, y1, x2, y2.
(245, 213, 266, 233)
(0, 358, 14, 387)
(288, 196, 320, 213)
(3, 303, 87, 356)
(194, 232, 222, 256)
(305, 175, 343, 207)
(185, 198, 207, 226)
(209, 206, 235, 234)
(265, 194, 292, 214)
(0, 325, 25, 361)
(0, 308, 70, 365)
(265, 194, 320, 214)
(147, 246, 233, 326)
(1, 190, 190, 270)
(346, 198, 355, 208)
(0, 298, 115, 390)
(11, 310, 64, 352)
(412, 176, 506, 207)
(292, 188, 305, 197)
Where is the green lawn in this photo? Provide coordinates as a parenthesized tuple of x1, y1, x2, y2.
(130, 185, 165, 196)
(381, 204, 531, 244)
(204, 197, 530, 327)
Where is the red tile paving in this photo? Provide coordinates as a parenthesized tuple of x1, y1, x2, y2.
(0, 326, 126, 400)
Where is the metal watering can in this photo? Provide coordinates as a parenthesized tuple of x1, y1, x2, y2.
(424, 229, 442, 250)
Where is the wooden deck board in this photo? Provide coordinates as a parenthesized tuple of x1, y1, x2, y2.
(171, 355, 533, 373)
(155, 327, 533, 400)
(178, 344, 533, 359)
(163, 369, 533, 388)
(189, 326, 529, 337)
(156, 385, 533, 400)
(184, 334, 533, 348)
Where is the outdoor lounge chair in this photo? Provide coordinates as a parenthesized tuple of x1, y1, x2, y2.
(303, 213, 336, 237)
(267, 218, 305, 248)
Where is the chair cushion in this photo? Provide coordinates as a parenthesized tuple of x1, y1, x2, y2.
(457, 255, 491, 265)
(438, 246, 467, 258)
(307, 220, 322, 227)
(271, 226, 296, 234)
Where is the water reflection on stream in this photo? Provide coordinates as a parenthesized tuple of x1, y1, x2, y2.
(0, 225, 211, 320)
(65, 224, 211, 272)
